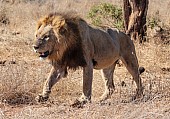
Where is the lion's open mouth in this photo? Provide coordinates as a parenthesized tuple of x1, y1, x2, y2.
(39, 51, 50, 58)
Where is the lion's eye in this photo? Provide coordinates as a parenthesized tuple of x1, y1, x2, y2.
(44, 35, 49, 41)
(44, 35, 49, 39)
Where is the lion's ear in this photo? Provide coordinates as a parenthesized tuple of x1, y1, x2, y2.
(36, 17, 47, 30)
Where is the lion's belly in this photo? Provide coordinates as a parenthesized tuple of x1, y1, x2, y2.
(93, 55, 119, 69)
(92, 42, 120, 69)
(92, 45, 120, 69)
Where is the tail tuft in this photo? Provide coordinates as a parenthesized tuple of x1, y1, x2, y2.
(139, 67, 145, 74)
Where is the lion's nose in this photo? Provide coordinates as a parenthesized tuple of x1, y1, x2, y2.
(33, 45, 39, 50)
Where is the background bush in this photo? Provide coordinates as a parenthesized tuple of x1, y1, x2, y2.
(87, 3, 124, 30)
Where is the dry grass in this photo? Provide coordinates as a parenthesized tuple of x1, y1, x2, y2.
(0, 0, 170, 119)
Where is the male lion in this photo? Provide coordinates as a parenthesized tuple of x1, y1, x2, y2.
(33, 13, 144, 105)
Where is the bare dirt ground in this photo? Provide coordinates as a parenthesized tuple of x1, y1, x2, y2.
(0, 0, 170, 119)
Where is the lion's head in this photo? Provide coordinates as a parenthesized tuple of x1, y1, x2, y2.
(33, 13, 86, 69)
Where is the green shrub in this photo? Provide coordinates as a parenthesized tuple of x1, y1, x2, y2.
(87, 3, 123, 29)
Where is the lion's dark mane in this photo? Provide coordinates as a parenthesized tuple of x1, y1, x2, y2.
(55, 13, 87, 70)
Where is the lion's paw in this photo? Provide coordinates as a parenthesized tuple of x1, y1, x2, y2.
(99, 94, 110, 102)
(71, 95, 91, 108)
(35, 94, 49, 103)
(131, 88, 144, 101)
(71, 99, 87, 108)
(99, 89, 114, 102)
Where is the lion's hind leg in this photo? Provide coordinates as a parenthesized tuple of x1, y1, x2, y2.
(120, 53, 143, 100)
(100, 63, 116, 102)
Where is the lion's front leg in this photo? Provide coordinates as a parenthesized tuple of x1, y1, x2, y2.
(81, 64, 93, 101)
(36, 66, 66, 102)
(72, 62, 93, 107)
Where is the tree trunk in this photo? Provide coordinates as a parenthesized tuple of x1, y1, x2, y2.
(123, 0, 149, 43)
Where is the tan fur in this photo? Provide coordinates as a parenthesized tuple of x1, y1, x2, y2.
(33, 13, 143, 104)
